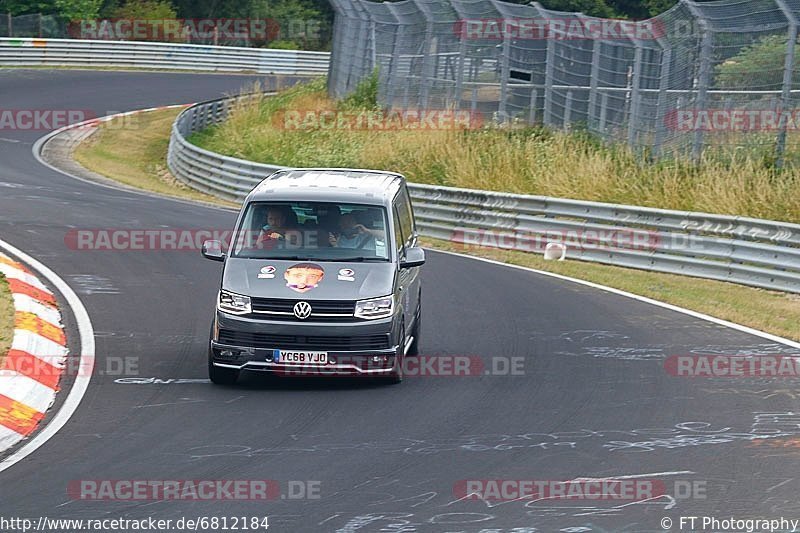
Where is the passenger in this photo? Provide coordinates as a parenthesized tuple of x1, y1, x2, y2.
(328, 213, 383, 248)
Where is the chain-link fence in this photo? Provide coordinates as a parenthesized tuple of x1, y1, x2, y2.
(0, 14, 67, 38)
(328, 0, 800, 165)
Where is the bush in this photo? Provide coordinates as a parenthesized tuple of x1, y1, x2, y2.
(108, 0, 177, 20)
(339, 70, 379, 111)
(715, 34, 796, 90)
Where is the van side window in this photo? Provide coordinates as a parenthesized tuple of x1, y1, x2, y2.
(393, 209, 405, 256)
(396, 188, 415, 247)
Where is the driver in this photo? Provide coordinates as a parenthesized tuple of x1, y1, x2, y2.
(257, 206, 295, 248)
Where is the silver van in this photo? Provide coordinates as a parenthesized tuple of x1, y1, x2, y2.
(202, 168, 424, 385)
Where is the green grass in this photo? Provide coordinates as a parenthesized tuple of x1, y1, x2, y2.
(73, 108, 238, 208)
(0, 272, 13, 364)
(191, 78, 800, 224)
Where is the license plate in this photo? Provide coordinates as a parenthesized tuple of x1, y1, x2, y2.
(274, 350, 328, 364)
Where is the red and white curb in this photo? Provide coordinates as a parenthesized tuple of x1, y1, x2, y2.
(0, 253, 67, 450)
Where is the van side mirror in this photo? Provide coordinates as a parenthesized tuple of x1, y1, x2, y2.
(202, 240, 225, 262)
(401, 246, 425, 268)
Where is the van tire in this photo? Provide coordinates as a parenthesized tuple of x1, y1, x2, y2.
(407, 303, 421, 356)
(208, 355, 240, 386)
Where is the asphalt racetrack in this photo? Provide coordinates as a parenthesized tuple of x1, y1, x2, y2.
(0, 69, 799, 532)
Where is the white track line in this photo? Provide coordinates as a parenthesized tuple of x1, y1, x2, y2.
(429, 248, 800, 350)
(0, 238, 95, 474)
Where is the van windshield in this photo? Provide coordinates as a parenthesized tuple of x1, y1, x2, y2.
(230, 201, 391, 261)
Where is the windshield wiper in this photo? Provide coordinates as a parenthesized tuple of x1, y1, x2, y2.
(247, 255, 315, 261)
(326, 257, 387, 262)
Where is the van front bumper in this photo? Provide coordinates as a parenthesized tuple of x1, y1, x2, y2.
(210, 310, 401, 376)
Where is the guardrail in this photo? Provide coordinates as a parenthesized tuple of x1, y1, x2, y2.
(0, 38, 329, 74)
(168, 95, 800, 294)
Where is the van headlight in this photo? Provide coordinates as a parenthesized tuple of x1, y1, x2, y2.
(354, 295, 394, 320)
(219, 290, 251, 315)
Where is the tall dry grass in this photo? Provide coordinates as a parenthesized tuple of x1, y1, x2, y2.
(191, 79, 800, 223)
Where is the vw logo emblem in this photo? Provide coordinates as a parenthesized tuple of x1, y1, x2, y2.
(293, 301, 312, 319)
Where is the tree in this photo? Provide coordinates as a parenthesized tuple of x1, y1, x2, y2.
(0, 0, 53, 15)
(1, 0, 102, 18)
(108, 0, 176, 19)
(641, 0, 678, 18)
(500, 0, 679, 18)
(249, 0, 327, 49)
(55, 0, 102, 19)
(606, 0, 650, 19)
(169, 0, 259, 19)
(536, 0, 616, 18)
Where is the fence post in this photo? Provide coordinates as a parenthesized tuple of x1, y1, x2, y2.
(564, 90, 573, 129)
(529, 88, 538, 124)
(627, 43, 643, 148)
(775, 0, 798, 169)
(498, 32, 511, 122)
(342, 1, 365, 95)
(326, 0, 344, 98)
(683, 0, 713, 163)
(385, 25, 404, 108)
(6, 13, 11, 37)
(599, 91, 608, 131)
(653, 48, 673, 158)
(454, 36, 467, 109)
(543, 37, 555, 126)
(353, 1, 374, 88)
(420, 36, 438, 108)
(412, 0, 435, 109)
(587, 37, 602, 131)
(471, 86, 478, 115)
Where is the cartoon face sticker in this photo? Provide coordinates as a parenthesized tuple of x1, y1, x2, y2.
(284, 263, 324, 293)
